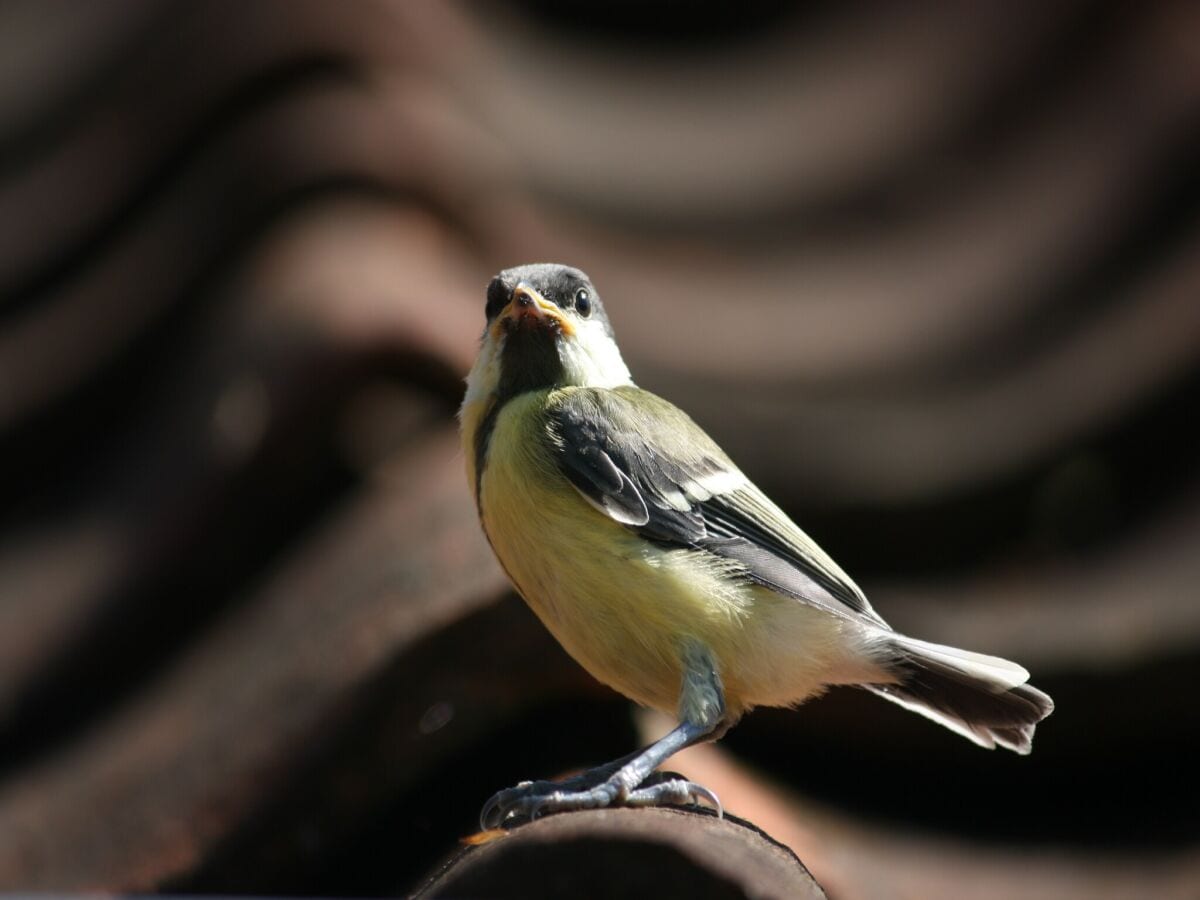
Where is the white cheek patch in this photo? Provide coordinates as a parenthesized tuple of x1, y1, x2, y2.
(466, 317, 633, 400)
(463, 330, 504, 408)
(558, 321, 634, 389)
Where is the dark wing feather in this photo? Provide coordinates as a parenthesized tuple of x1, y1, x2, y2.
(700, 492, 881, 621)
(547, 387, 887, 626)
(564, 442, 649, 526)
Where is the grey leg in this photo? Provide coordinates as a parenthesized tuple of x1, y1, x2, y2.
(479, 719, 721, 828)
(480, 640, 727, 828)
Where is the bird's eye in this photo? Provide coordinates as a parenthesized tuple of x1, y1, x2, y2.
(575, 288, 592, 317)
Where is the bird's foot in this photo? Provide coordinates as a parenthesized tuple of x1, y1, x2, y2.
(480, 769, 721, 829)
(624, 770, 722, 813)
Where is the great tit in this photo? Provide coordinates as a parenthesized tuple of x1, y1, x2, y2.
(460, 263, 1053, 827)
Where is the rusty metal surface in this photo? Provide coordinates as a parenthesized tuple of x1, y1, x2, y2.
(1, 2, 1199, 896)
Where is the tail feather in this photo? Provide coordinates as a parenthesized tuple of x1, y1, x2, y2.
(866, 634, 1054, 755)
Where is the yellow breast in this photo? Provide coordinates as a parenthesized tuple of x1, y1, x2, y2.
(462, 389, 862, 719)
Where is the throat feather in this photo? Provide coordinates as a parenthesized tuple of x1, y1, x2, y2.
(498, 327, 566, 397)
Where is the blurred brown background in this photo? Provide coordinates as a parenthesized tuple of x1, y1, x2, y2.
(1, 1, 1198, 897)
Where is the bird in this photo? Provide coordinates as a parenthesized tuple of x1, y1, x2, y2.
(459, 262, 1053, 828)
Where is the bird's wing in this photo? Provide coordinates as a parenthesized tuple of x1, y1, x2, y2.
(546, 386, 888, 627)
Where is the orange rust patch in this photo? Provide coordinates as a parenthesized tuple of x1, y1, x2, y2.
(461, 827, 510, 846)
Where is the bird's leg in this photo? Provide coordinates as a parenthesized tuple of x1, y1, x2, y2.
(480, 641, 726, 828)
(479, 719, 720, 828)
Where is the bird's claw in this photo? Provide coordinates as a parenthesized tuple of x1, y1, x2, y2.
(480, 780, 613, 829)
(479, 779, 566, 830)
(625, 777, 723, 818)
(479, 772, 721, 829)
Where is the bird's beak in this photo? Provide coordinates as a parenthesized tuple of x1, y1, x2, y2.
(502, 283, 574, 335)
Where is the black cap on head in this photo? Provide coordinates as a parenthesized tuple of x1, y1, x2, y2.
(485, 263, 614, 336)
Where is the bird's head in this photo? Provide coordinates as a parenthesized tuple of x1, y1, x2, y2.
(464, 263, 633, 405)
